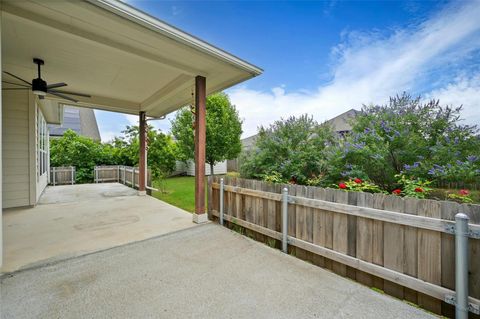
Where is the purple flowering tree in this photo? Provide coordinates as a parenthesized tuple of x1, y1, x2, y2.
(325, 93, 480, 189)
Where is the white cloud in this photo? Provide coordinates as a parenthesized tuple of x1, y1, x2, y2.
(425, 75, 480, 125)
(124, 114, 138, 126)
(100, 131, 117, 143)
(230, 1, 480, 137)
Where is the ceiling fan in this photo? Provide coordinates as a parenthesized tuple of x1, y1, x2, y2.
(2, 58, 91, 103)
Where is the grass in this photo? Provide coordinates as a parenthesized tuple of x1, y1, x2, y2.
(151, 176, 206, 213)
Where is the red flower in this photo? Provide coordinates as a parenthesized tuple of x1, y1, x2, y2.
(414, 187, 423, 193)
(392, 189, 401, 195)
(459, 189, 469, 196)
(354, 178, 362, 184)
(339, 183, 347, 189)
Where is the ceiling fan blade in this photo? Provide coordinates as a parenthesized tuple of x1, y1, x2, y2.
(2, 87, 30, 90)
(48, 89, 91, 98)
(46, 82, 67, 89)
(2, 80, 30, 88)
(47, 91, 78, 103)
(3, 71, 31, 86)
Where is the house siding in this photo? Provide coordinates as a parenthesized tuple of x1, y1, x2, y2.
(2, 91, 31, 208)
(185, 160, 227, 176)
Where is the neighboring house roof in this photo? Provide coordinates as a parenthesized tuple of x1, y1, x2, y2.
(324, 109, 359, 133)
(49, 106, 101, 141)
(241, 109, 359, 149)
(241, 134, 259, 152)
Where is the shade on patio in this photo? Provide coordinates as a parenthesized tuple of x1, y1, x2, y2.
(0, 0, 262, 267)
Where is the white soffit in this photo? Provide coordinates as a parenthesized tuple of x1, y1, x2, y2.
(1, 0, 262, 117)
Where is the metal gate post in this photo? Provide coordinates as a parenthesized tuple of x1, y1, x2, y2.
(455, 213, 469, 319)
(282, 187, 288, 253)
(52, 167, 56, 186)
(219, 178, 224, 225)
(71, 167, 74, 185)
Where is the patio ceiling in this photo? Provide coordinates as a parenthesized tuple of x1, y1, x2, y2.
(1, 0, 262, 118)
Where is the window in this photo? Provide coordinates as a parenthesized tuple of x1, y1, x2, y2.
(37, 109, 48, 177)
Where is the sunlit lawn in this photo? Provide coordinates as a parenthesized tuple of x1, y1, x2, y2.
(151, 176, 207, 213)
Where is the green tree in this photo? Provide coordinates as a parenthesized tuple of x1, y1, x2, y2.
(171, 92, 243, 174)
(110, 125, 177, 179)
(240, 115, 335, 185)
(50, 129, 115, 183)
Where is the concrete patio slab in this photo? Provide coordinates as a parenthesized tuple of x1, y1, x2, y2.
(1, 223, 434, 319)
(1, 183, 196, 274)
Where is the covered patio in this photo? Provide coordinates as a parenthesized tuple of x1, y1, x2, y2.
(1, 183, 197, 273)
(1, 0, 261, 268)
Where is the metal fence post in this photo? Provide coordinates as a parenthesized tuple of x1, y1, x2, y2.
(455, 213, 469, 319)
(282, 187, 288, 253)
(95, 167, 98, 183)
(52, 167, 56, 186)
(71, 167, 74, 185)
(219, 178, 224, 225)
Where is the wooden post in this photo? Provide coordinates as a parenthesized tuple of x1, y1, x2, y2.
(193, 75, 207, 223)
(138, 111, 147, 195)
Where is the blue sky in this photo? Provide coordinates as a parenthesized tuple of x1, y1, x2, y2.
(96, 0, 480, 141)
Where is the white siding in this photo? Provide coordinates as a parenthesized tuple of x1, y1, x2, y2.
(2, 91, 31, 208)
(185, 160, 227, 176)
(172, 161, 187, 176)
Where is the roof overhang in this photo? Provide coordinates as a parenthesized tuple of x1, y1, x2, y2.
(1, 0, 262, 117)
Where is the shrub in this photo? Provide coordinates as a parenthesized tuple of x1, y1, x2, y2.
(240, 115, 335, 185)
(447, 189, 474, 203)
(261, 171, 285, 184)
(395, 174, 432, 199)
(334, 178, 386, 194)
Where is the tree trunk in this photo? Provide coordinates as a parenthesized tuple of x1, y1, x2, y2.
(209, 162, 215, 176)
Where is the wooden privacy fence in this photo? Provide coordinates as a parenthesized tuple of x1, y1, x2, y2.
(50, 166, 75, 185)
(94, 165, 154, 190)
(208, 176, 480, 318)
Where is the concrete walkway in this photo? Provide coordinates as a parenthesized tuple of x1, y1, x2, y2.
(1, 223, 434, 319)
(1, 183, 196, 273)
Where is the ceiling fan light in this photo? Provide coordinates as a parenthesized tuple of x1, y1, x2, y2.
(33, 90, 47, 96)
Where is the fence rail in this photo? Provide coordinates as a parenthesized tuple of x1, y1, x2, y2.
(50, 166, 75, 186)
(208, 177, 480, 318)
(94, 165, 155, 191)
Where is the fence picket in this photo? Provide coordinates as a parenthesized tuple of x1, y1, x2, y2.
(312, 187, 327, 268)
(347, 191, 358, 280)
(287, 184, 297, 254)
(383, 195, 405, 300)
(417, 199, 442, 314)
(356, 192, 374, 287)
(295, 185, 308, 260)
(332, 189, 348, 276)
(324, 188, 335, 270)
(404, 197, 419, 304)
(440, 200, 458, 317)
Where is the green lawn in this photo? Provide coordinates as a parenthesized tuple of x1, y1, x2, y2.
(151, 176, 207, 213)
